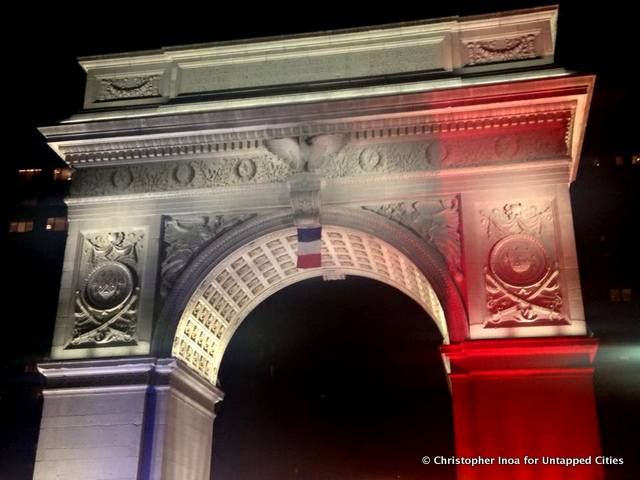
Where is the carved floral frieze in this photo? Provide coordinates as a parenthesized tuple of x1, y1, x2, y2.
(98, 75, 161, 101)
(324, 141, 433, 178)
(70, 154, 292, 196)
(465, 34, 538, 66)
(68, 231, 145, 348)
(62, 107, 571, 167)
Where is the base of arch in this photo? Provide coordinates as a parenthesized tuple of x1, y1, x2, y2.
(33, 339, 604, 480)
(34, 358, 222, 480)
(441, 337, 603, 480)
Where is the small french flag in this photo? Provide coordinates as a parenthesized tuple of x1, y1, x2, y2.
(296, 225, 322, 269)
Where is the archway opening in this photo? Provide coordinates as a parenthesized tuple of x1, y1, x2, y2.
(211, 277, 455, 480)
(169, 223, 456, 385)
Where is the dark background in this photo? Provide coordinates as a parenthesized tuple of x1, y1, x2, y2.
(2, 1, 638, 479)
(214, 278, 455, 480)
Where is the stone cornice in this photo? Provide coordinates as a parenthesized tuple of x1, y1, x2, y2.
(441, 338, 599, 373)
(40, 74, 593, 187)
(38, 357, 158, 390)
(38, 357, 223, 403)
(42, 73, 586, 143)
(56, 103, 574, 168)
(39, 357, 157, 378)
(50, 69, 572, 126)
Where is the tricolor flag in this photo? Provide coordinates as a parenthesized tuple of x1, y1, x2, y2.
(296, 225, 322, 269)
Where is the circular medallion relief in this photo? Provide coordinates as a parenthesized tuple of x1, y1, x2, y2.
(494, 135, 520, 159)
(489, 234, 548, 287)
(111, 169, 133, 189)
(358, 148, 382, 172)
(235, 159, 257, 180)
(425, 142, 449, 165)
(83, 261, 135, 311)
(173, 163, 195, 185)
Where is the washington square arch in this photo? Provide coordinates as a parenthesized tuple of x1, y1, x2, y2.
(31, 6, 608, 480)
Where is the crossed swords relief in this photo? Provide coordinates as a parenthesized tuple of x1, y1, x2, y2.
(484, 263, 563, 325)
(71, 284, 140, 346)
(67, 232, 142, 347)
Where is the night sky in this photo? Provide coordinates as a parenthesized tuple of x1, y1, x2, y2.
(3, 1, 639, 479)
(13, 1, 638, 168)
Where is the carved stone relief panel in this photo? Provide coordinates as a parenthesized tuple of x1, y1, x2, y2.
(288, 173, 323, 227)
(464, 34, 538, 66)
(363, 197, 463, 284)
(264, 134, 348, 173)
(321, 120, 567, 179)
(324, 141, 434, 177)
(478, 202, 566, 327)
(97, 75, 162, 102)
(70, 153, 293, 197)
(160, 214, 255, 300)
(68, 230, 145, 348)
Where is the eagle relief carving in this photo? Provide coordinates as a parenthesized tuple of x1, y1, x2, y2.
(264, 134, 348, 173)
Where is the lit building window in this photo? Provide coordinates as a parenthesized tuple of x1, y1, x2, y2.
(53, 168, 73, 181)
(609, 289, 621, 302)
(17, 168, 43, 181)
(9, 220, 34, 233)
(45, 217, 67, 232)
(610, 288, 633, 302)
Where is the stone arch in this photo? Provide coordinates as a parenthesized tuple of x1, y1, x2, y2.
(155, 208, 468, 383)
